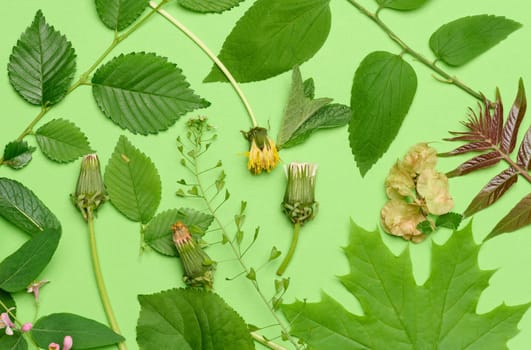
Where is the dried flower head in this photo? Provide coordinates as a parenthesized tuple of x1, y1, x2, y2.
(172, 221, 215, 289)
(402, 142, 438, 175)
(417, 169, 454, 215)
(242, 127, 280, 174)
(282, 162, 318, 225)
(381, 200, 426, 243)
(71, 154, 107, 220)
(385, 161, 415, 199)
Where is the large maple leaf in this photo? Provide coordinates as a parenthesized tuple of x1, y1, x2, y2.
(282, 222, 529, 349)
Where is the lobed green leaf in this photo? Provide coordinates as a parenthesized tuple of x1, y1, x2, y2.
(2, 141, 36, 170)
(178, 0, 245, 13)
(35, 119, 93, 163)
(95, 0, 148, 31)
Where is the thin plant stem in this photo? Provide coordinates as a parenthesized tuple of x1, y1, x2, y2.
(148, 1, 259, 128)
(251, 331, 289, 350)
(87, 211, 127, 350)
(276, 223, 301, 276)
(347, 0, 483, 101)
(0, 299, 40, 348)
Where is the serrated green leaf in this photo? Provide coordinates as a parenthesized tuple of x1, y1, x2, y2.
(8, 10, 76, 106)
(137, 288, 254, 350)
(281, 103, 351, 149)
(2, 141, 36, 170)
(204, 0, 331, 83)
(277, 67, 332, 147)
(0, 178, 61, 235)
(435, 212, 462, 230)
(429, 15, 521, 66)
(416, 220, 434, 234)
(178, 0, 245, 13)
(0, 228, 60, 292)
(144, 208, 214, 256)
(35, 119, 93, 163)
(0, 333, 27, 350)
(282, 222, 529, 349)
(376, 0, 429, 10)
(95, 0, 148, 31)
(32, 313, 124, 349)
(104, 135, 161, 223)
(92, 53, 210, 135)
(349, 51, 417, 176)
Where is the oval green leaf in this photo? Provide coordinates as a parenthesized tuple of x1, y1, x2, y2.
(2, 141, 36, 170)
(95, 0, 148, 31)
(137, 288, 254, 350)
(0, 228, 61, 292)
(349, 51, 417, 176)
(92, 52, 210, 135)
(104, 135, 161, 223)
(0, 333, 27, 350)
(204, 0, 331, 83)
(376, 0, 429, 11)
(0, 178, 61, 235)
(8, 10, 76, 106)
(35, 119, 93, 163)
(0, 289, 16, 312)
(144, 208, 214, 256)
(178, 0, 245, 13)
(429, 15, 522, 66)
(32, 313, 124, 349)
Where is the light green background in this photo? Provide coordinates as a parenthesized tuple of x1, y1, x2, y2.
(1, 0, 530, 349)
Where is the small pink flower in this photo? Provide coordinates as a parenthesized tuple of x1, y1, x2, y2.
(21, 322, 33, 332)
(0, 308, 16, 336)
(48, 336, 73, 350)
(27, 279, 50, 303)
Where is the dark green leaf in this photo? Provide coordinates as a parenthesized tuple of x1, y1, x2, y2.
(2, 141, 36, 169)
(277, 67, 332, 147)
(349, 51, 417, 176)
(416, 220, 434, 234)
(32, 313, 124, 349)
(282, 222, 529, 349)
(35, 119, 93, 163)
(429, 15, 521, 66)
(376, 0, 429, 10)
(0, 178, 60, 235)
(144, 208, 214, 256)
(95, 0, 148, 31)
(435, 212, 463, 230)
(0, 289, 16, 312)
(488, 193, 531, 239)
(0, 228, 61, 292)
(104, 135, 161, 223)
(8, 10, 76, 106)
(303, 78, 315, 99)
(280, 104, 351, 148)
(204, 0, 331, 83)
(0, 333, 27, 350)
(92, 53, 210, 135)
(137, 288, 254, 350)
(178, 0, 245, 13)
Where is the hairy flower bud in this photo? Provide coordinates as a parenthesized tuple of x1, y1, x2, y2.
(242, 127, 280, 175)
(172, 221, 215, 289)
(72, 154, 107, 220)
(282, 163, 318, 225)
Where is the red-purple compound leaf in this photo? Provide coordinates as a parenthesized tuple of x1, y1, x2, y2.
(446, 151, 501, 178)
(501, 78, 527, 153)
(439, 141, 492, 157)
(487, 193, 531, 239)
(516, 126, 531, 170)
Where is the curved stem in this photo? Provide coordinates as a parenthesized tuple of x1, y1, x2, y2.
(251, 332, 289, 350)
(87, 212, 127, 350)
(0, 300, 40, 348)
(148, 1, 259, 128)
(276, 223, 301, 276)
(347, 0, 482, 101)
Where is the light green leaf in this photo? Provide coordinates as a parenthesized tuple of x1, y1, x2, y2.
(0, 178, 61, 235)
(137, 288, 255, 350)
(282, 222, 529, 349)
(8, 10, 76, 106)
(104, 135, 161, 223)
(0, 333, 27, 350)
(281, 103, 351, 149)
(32, 313, 124, 349)
(95, 0, 148, 31)
(144, 208, 214, 256)
(376, 0, 429, 10)
(349, 51, 417, 176)
(178, 0, 245, 13)
(277, 67, 332, 147)
(92, 53, 210, 135)
(435, 212, 462, 230)
(2, 141, 36, 170)
(35, 119, 93, 163)
(0, 228, 61, 292)
(204, 0, 331, 83)
(429, 15, 521, 66)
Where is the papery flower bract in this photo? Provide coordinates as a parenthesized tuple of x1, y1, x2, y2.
(48, 335, 73, 350)
(381, 199, 426, 243)
(385, 161, 415, 199)
(282, 162, 318, 225)
(27, 279, 50, 303)
(0, 308, 16, 336)
(417, 169, 454, 215)
(402, 143, 437, 175)
(172, 221, 215, 289)
(71, 154, 107, 220)
(243, 127, 280, 175)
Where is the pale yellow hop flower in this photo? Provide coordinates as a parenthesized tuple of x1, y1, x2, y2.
(381, 199, 426, 243)
(417, 168, 454, 215)
(402, 143, 437, 175)
(243, 127, 280, 175)
(385, 161, 415, 199)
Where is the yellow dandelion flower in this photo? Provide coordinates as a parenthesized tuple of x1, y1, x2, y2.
(243, 127, 280, 174)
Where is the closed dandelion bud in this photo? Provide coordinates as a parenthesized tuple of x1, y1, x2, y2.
(172, 221, 215, 289)
(242, 127, 280, 175)
(282, 162, 318, 225)
(72, 154, 107, 220)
